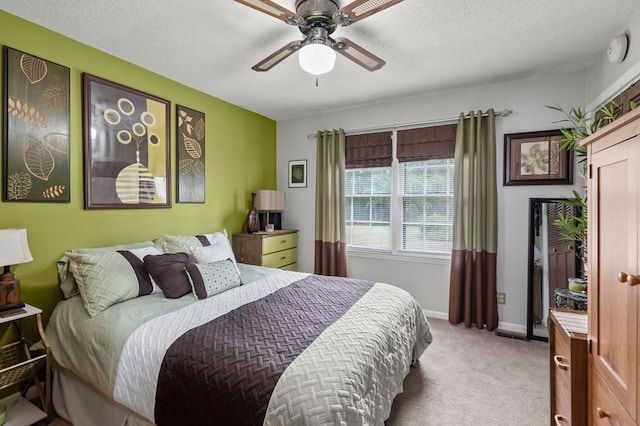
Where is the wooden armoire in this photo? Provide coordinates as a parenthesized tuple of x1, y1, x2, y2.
(583, 106, 640, 425)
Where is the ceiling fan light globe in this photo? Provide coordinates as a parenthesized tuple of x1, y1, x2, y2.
(298, 44, 336, 75)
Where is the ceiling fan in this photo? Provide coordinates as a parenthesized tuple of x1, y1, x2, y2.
(235, 0, 405, 74)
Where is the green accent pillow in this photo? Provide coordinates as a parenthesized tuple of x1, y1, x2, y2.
(67, 246, 161, 317)
(57, 241, 155, 299)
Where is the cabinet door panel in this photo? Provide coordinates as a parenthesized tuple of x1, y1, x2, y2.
(589, 139, 638, 419)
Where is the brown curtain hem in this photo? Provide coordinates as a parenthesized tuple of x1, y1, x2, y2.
(448, 250, 498, 331)
(314, 240, 347, 277)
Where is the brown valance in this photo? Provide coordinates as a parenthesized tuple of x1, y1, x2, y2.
(345, 132, 392, 169)
(397, 124, 457, 162)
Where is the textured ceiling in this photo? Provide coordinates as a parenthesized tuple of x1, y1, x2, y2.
(1, 1, 638, 121)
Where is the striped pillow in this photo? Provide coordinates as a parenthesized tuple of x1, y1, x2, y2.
(67, 247, 161, 317)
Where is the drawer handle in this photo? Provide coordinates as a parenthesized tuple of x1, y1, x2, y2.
(553, 355, 570, 371)
(554, 414, 568, 425)
(280, 256, 287, 260)
(596, 407, 610, 418)
(618, 272, 640, 286)
(280, 240, 287, 244)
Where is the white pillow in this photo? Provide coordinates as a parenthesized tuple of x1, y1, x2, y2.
(192, 241, 241, 281)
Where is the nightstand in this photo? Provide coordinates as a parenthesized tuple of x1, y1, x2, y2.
(232, 230, 298, 270)
(0, 304, 50, 425)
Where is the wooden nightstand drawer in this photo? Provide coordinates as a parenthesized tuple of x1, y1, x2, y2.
(232, 230, 298, 271)
(262, 248, 297, 268)
(262, 233, 297, 254)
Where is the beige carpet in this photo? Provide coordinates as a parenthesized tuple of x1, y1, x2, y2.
(387, 317, 549, 426)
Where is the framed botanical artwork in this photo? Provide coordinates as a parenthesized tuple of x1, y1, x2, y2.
(176, 105, 205, 203)
(288, 159, 307, 188)
(82, 74, 171, 209)
(3, 46, 70, 202)
(503, 130, 573, 186)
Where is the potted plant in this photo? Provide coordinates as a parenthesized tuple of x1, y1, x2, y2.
(546, 100, 636, 280)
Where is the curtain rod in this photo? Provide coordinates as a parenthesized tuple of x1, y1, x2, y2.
(306, 108, 512, 139)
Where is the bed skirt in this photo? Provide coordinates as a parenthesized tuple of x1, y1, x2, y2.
(53, 369, 155, 426)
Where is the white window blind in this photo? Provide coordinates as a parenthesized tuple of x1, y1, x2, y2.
(399, 159, 454, 253)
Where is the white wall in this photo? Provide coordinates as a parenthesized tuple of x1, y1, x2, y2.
(587, 7, 640, 109)
(277, 71, 588, 333)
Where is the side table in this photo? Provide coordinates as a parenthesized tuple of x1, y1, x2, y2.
(0, 303, 50, 425)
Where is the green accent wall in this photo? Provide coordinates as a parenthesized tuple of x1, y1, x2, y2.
(0, 11, 276, 327)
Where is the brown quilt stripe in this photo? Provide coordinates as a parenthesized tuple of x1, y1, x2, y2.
(195, 234, 210, 246)
(116, 250, 153, 296)
(154, 275, 374, 426)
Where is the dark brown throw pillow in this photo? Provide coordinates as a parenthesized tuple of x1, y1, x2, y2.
(143, 252, 196, 298)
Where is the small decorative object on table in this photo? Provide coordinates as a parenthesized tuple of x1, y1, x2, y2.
(0, 228, 33, 309)
(554, 287, 587, 311)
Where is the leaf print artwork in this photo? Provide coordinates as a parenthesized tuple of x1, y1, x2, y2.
(42, 185, 66, 199)
(41, 83, 69, 111)
(7, 173, 32, 200)
(3, 47, 70, 202)
(24, 137, 55, 180)
(520, 142, 549, 175)
(42, 133, 70, 154)
(20, 54, 48, 84)
(183, 134, 202, 158)
(7, 97, 47, 127)
(179, 159, 194, 175)
(176, 106, 205, 203)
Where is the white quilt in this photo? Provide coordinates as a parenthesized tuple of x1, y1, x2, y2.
(46, 269, 432, 425)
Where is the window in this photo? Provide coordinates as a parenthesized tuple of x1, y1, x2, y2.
(345, 125, 456, 255)
(345, 167, 392, 249)
(399, 159, 454, 253)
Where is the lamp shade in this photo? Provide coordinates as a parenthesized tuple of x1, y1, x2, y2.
(298, 43, 336, 75)
(253, 190, 285, 212)
(0, 228, 33, 266)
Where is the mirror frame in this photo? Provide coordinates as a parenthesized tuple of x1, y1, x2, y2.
(526, 197, 581, 341)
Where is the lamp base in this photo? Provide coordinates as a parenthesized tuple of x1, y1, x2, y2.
(0, 272, 21, 308)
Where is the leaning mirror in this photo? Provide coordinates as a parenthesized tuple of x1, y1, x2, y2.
(526, 198, 584, 341)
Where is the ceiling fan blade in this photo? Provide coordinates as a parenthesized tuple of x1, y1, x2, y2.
(333, 37, 385, 71)
(235, 0, 303, 25)
(251, 41, 301, 72)
(335, 0, 405, 25)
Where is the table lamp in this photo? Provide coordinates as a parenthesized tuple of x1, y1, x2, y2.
(253, 190, 285, 232)
(0, 228, 33, 308)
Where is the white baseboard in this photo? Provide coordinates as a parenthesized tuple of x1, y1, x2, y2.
(423, 309, 447, 320)
(423, 309, 527, 335)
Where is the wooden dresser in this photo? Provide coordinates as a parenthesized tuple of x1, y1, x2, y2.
(549, 309, 588, 426)
(582, 107, 640, 425)
(232, 230, 298, 271)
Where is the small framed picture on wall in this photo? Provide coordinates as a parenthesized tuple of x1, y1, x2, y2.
(288, 159, 307, 188)
(504, 129, 573, 186)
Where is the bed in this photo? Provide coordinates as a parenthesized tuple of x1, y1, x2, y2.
(44, 231, 433, 426)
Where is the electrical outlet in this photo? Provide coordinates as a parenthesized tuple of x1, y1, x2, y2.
(497, 292, 506, 305)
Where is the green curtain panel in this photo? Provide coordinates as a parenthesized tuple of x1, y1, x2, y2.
(314, 129, 347, 277)
(448, 109, 498, 331)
